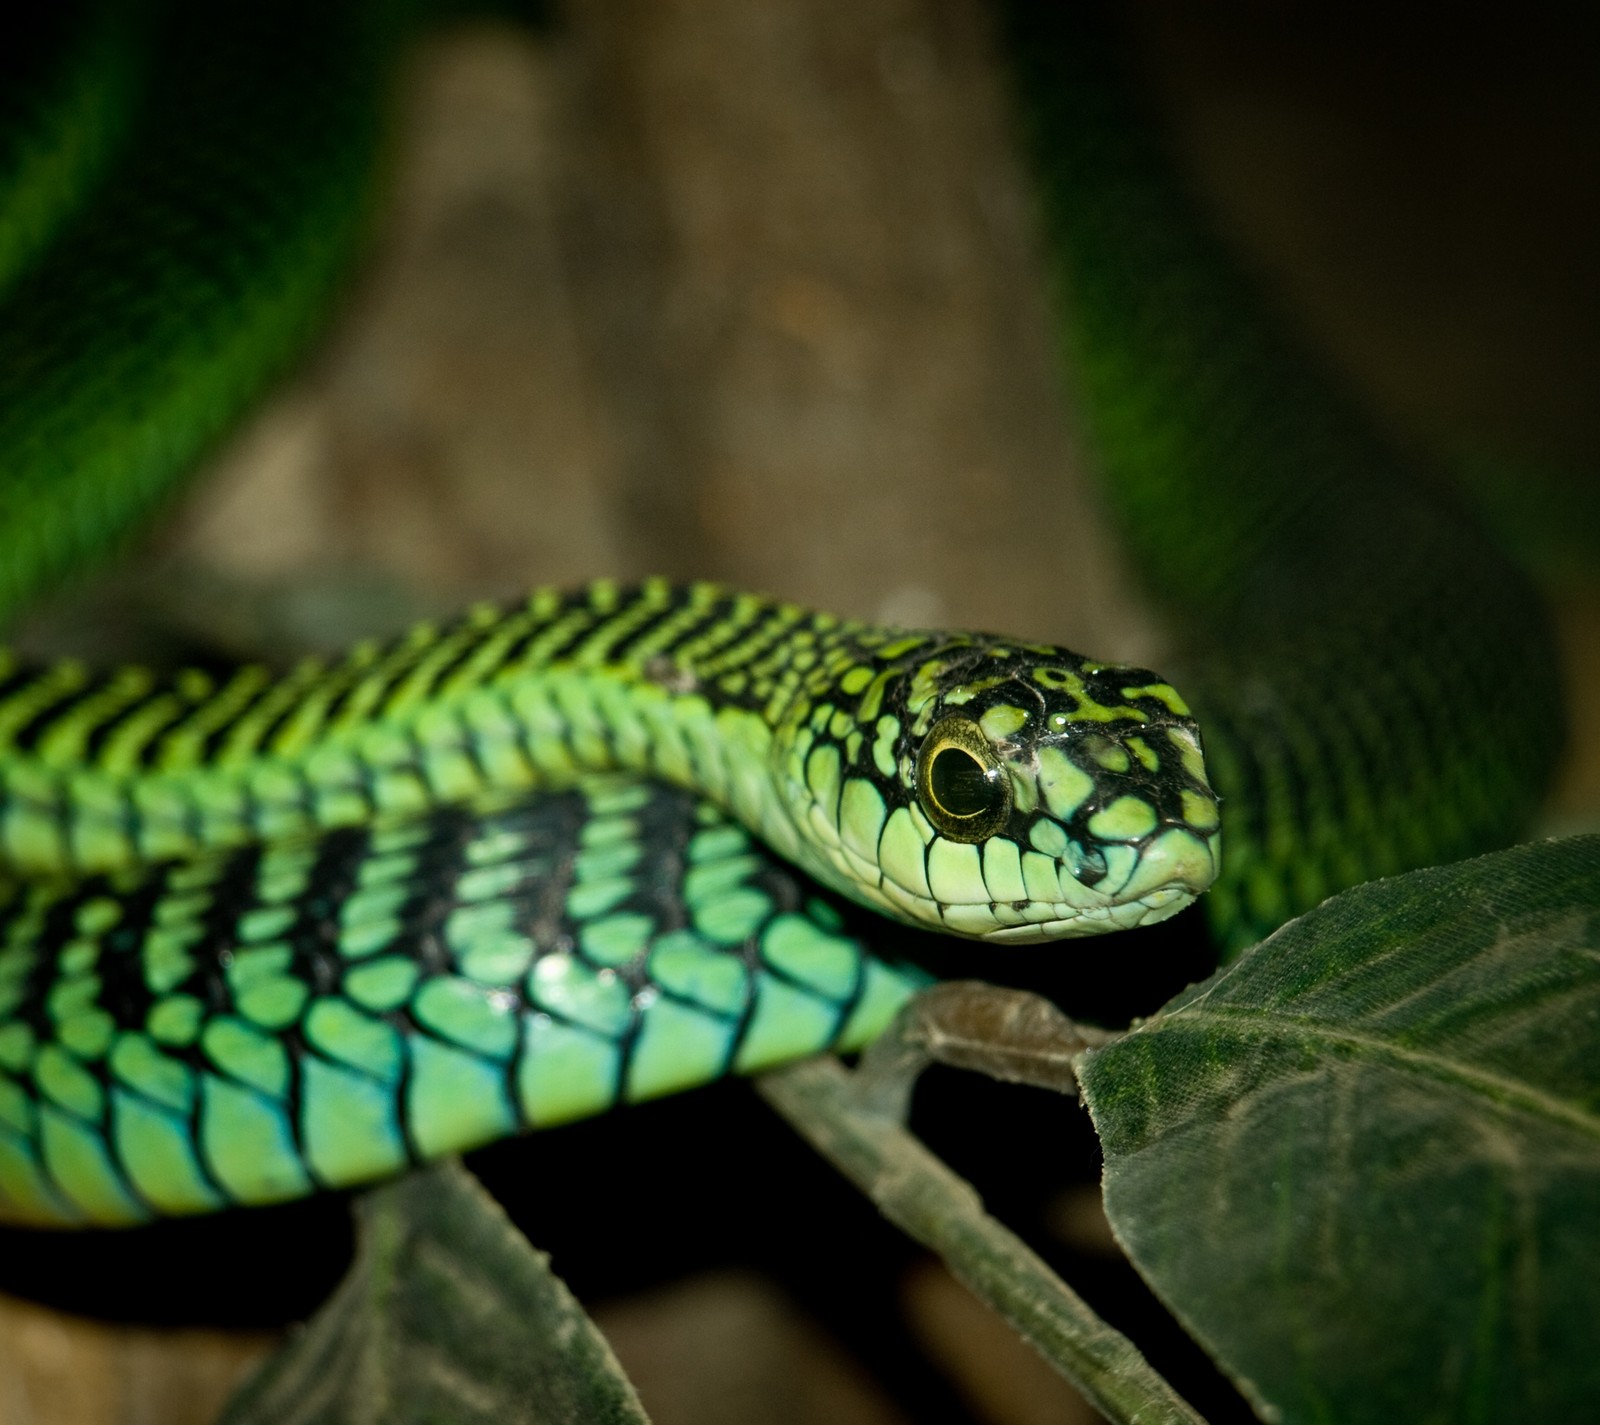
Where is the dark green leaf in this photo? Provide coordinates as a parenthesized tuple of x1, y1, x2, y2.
(218, 1160, 651, 1425)
(1080, 835, 1600, 1425)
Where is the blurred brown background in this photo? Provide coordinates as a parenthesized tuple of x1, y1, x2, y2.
(4, 0, 1598, 1421)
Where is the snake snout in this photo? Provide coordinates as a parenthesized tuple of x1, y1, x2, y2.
(1118, 824, 1222, 921)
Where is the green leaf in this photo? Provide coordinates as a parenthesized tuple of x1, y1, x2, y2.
(1079, 835, 1600, 1425)
(218, 1160, 651, 1425)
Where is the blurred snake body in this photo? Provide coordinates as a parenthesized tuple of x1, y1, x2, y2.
(0, 2, 1561, 1225)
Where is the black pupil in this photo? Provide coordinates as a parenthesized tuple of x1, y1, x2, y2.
(930, 747, 995, 818)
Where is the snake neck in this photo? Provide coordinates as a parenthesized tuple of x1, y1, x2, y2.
(0, 580, 891, 879)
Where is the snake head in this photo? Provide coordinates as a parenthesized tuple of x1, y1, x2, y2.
(781, 634, 1221, 942)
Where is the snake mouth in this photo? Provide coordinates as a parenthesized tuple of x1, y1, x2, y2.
(866, 822, 1221, 943)
(978, 881, 1197, 943)
(987, 823, 1220, 941)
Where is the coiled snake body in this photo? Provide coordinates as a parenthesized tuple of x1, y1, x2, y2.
(0, 2, 1562, 1225)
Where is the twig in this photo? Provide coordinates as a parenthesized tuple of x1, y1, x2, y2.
(758, 1047, 1207, 1425)
(851, 979, 1113, 1119)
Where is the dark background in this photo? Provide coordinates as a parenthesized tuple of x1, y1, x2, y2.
(2, 2, 1596, 1421)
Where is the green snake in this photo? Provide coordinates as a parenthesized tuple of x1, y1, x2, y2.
(0, 1, 1562, 1227)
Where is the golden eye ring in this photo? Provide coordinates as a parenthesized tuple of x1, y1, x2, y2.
(914, 715, 1012, 843)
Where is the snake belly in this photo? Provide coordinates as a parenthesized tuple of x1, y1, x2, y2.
(0, 780, 923, 1226)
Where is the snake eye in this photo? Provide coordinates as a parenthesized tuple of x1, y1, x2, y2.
(915, 715, 1011, 842)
